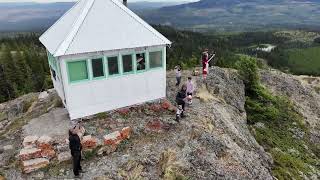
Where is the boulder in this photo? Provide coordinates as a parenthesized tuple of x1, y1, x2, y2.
(23, 135, 39, 148)
(3, 145, 13, 151)
(120, 127, 132, 139)
(81, 135, 98, 149)
(57, 152, 72, 163)
(38, 91, 49, 101)
(22, 158, 49, 173)
(103, 131, 122, 146)
(19, 148, 42, 161)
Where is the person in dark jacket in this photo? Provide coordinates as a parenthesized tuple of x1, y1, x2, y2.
(176, 84, 187, 121)
(69, 129, 83, 177)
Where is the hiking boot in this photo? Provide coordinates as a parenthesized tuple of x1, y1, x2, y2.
(79, 169, 86, 173)
(74, 174, 82, 178)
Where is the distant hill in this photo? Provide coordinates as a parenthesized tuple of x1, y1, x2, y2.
(0, 2, 74, 32)
(142, 0, 320, 32)
(0, 1, 187, 32)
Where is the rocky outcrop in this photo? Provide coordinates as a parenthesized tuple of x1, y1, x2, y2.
(3, 67, 309, 179)
(260, 69, 320, 143)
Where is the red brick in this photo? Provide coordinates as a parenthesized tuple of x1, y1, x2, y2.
(103, 131, 122, 146)
(19, 148, 42, 161)
(22, 158, 49, 173)
(37, 135, 53, 150)
(161, 100, 171, 110)
(120, 127, 132, 139)
(81, 135, 98, 149)
(117, 108, 130, 116)
(40, 148, 56, 159)
(149, 104, 162, 112)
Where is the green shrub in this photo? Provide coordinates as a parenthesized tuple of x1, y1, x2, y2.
(235, 55, 260, 93)
(239, 56, 320, 179)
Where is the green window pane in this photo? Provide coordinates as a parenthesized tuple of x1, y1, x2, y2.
(122, 55, 133, 73)
(149, 51, 162, 68)
(92, 58, 104, 78)
(108, 56, 119, 75)
(136, 53, 146, 71)
(68, 60, 88, 82)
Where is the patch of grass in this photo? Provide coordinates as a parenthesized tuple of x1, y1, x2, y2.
(159, 149, 187, 180)
(117, 139, 131, 152)
(0, 112, 6, 121)
(96, 112, 108, 120)
(118, 160, 144, 180)
(0, 116, 27, 137)
(83, 149, 98, 161)
(286, 47, 320, 76)
(314, 86, 320, 94)
(22, 97, 36, 113)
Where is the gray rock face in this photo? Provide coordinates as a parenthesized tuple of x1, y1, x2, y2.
(260, 70, 320, 143)
(206, 67, 246, 112)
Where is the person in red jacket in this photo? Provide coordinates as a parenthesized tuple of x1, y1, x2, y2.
(202, 49, 215, 82)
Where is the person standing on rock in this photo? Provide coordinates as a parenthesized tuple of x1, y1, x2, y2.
(186, 77, 195, 105)
(174, 65, 182, 86)
(202, 49, 215, 82)
(176, 84, 188, 121)
(69, 128, 83, 178)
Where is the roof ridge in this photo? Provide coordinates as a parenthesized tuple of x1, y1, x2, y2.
(39, 0, 82, 54)
(110, 0, 171, 45)
(55, 0, 96, 56)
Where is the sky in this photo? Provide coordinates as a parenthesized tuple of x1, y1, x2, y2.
(0, 0, 197, 3)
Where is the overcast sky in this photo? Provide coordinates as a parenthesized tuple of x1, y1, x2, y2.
(0, 0, 198, 3)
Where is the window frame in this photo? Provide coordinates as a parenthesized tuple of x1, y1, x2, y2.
(106, 55, 121, 77)
(148, 49, 164, 69)
(121, 53, 135, 75)
(66, 59, 90, 84)
(135, 51, 147, 73)
(90, 57, 106, 80)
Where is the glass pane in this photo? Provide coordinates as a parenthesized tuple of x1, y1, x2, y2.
(92, 58, 104, 78)
(122, 55, 133, 73)
(136, 53, 146, 71)
(149, 51, 162, 68)
(68, 60, 88, 82)
(108, 56, 119, 75)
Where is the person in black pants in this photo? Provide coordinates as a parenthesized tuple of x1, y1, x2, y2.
(69, 129, 83, 178)
(176, 84, 187, 121)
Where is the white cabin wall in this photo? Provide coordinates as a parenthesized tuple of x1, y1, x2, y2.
(47, 51, 66, 105)
(59, 45, 167, 119)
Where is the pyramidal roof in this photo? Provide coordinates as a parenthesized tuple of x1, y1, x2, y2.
(39, 0, 171, 57)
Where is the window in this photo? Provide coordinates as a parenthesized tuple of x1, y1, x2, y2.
(122, 54, 133, 73)
(107, 56, 119, 75)
(149, 51, 163, 68)
(91, 58, 104, 78)
(136, 53, 146, 71)
(67, 60, 88, 82)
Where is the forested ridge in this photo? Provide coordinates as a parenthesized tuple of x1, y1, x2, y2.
(0, 34, 51, 103)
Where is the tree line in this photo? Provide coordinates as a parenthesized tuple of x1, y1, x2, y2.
(0, 34, 52, 103)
